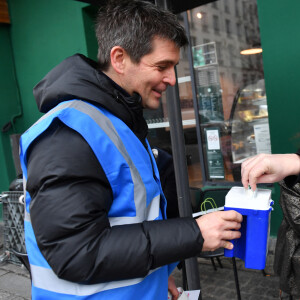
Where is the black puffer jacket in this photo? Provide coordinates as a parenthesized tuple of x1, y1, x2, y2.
(26, 54, 203, 284)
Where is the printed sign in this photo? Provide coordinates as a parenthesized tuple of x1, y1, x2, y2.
(253, 123, 271, 154)
(206, 129, 221, 150)
(205, 128, 225, 179)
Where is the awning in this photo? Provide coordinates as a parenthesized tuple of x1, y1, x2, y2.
(75, 0, 215, 14)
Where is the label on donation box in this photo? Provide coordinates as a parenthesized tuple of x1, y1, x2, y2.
(224, 187, 273, 270)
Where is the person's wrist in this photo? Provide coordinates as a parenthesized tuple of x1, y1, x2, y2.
(295, 153, 300, 174)
(291, 153, 300, 175)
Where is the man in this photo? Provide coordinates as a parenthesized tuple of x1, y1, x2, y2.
(19, 1, 242, 299)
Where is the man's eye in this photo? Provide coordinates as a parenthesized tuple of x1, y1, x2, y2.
(157, 65, 167, 71)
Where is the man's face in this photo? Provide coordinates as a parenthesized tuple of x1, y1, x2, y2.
(123, 37, 180, 109)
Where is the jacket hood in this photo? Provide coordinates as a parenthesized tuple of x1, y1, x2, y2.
(33, 54, 147, 138)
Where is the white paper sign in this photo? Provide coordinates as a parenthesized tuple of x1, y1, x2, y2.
(253, 123, 271, 154)
(206, 129, 220, 150)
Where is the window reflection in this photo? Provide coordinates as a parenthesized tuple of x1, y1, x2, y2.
(144, 0, 270, 188)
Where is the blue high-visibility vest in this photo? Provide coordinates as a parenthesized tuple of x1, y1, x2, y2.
(19, 100, 175, 299)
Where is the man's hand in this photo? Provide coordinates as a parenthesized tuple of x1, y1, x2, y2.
(196, 210, 242, 252)
(241, 153, 300, 191)
(168, 275, 179, 300)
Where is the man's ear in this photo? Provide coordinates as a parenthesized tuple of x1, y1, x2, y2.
(110, 46, 127, 74)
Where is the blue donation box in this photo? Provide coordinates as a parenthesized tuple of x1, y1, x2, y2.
(224, 187, 273, 270)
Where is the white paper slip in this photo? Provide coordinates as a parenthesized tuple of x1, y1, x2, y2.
(185, 289, 201, 300)
(168, 287, 200, 300)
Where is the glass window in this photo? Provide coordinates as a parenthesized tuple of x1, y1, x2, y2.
(243, 2, 248, 21)
(237, 22, 242, 37)
(144, 0, 269, 187)
(226, 19, 232, 37)
(224, 1, 230, 13)
(200, 12, 209, 32)
(213, 15, 220, 34)
(212, 2, 218, 9)
(235, 0, 240, 17)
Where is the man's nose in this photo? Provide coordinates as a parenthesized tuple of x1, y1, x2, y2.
(163, 68, 177, 86)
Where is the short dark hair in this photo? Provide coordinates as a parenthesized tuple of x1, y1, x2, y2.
(95, 0, 188, 71)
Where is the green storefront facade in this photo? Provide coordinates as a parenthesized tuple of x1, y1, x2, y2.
(0, 0, 300, 237)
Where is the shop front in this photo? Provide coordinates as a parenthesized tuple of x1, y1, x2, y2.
(1, 0, 300, 235)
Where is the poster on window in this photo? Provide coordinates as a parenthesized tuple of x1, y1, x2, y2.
(254, 123, 271, 154)
(204, 128, 225, 179)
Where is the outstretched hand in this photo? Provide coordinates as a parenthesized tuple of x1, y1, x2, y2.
(241, 153, 300, 191)
(196, 210, 242, 252)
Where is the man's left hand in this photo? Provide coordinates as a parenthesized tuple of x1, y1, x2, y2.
(168, 275, 179, 300)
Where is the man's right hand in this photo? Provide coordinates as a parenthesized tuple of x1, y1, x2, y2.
(196, 210, 242, 252)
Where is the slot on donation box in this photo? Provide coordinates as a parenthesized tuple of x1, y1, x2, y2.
(224, 187, 273, 270)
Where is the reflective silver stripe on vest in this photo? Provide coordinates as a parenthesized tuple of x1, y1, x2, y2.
(31, 264, 157, 296)
(29, 100, 160, 225)
(22, 176, 31, 222)
(24, 208, 31, 222)
(109, 194, 160, 226)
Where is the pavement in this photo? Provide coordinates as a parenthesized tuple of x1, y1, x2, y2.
(0, 222, 31, 299)
(171, 240, 281, 300)
(0, 221, 280, 300)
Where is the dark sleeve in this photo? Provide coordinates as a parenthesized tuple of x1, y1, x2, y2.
(26, 120, 203, 284)
(279, 180, 300, 236)
(284, 150, 300, 188)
